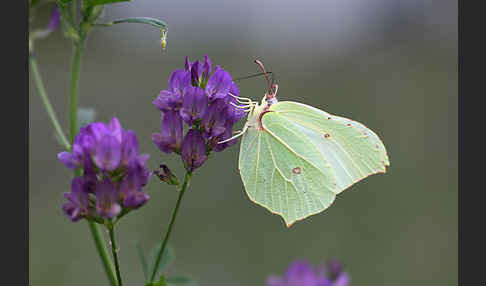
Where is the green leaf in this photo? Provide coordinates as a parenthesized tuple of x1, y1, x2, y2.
(84, 0, 130, 7)
(149, 243, 175, 279)
(154, 276, 168, 286)
(107, 17, 167, 29)
(166, 276, 197, 286)
(145, 276, 168, 286)
(94, 17, 168, 49)
(136, 241, 149, 280)
(77, 107, 96, 129)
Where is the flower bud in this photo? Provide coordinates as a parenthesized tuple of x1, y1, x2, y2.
(154, 164, 179, 186)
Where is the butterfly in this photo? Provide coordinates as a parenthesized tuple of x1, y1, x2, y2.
(222, 60, 390, 227)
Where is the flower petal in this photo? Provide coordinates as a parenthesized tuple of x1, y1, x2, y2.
(93, 134, 122, 170)
(205, 66, 232, 100)
(181, 129, 208, 171)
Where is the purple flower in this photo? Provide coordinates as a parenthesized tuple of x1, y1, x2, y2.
(153, 70, 191, 112)
(121, 130, 139, 165)
(58, 117, 151, 222)
(62, 177, 91, 222)
(267, 260, 350, 286)
(227, 82, 247, 123)
(152, 111, 183, 153)
(202, 55, 212, 80)
(210, 121, 238, 152)
(129, 154, 152, 187)
(57, 151, 81, 170)
(201, 99, 229, 139)
(324, 259, 350, 286)
(93, 134, 122, 171)
(47, 6, 60, 33)
(180, 86, 208, 126)
(332, 274, 350, 286)
(185, 55, 212, 85)
(153, 56, 246, 173)
(181, 129, 208, 171)
(205, 66, 233, 100)
(95, 178, 122, 219)
(120, 167, 150, 209)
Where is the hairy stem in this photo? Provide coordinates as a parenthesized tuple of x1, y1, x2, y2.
(108, 225, 123, 286)
(150, 171, 193, 282)
(29, 55, 70, 150)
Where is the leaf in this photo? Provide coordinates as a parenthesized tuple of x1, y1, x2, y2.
(84, 0, 130, 7)
(94, 16, 168, 49)
(136, 241, 149, 280)
(149, 276, 167, 286)
(166, 276, 197, 286)
(149, 243, 175, 279)
(110, 17, 167, 29)
(77, 107, 96, 129)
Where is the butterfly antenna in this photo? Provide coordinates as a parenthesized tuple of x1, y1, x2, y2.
(270, 72, 277, 91)
(254, 59, 274, 96)
(234, 71, 272, 81)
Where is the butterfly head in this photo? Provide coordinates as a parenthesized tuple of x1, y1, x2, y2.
(254, 59, 279, 109)
(264, 84, 279, 107)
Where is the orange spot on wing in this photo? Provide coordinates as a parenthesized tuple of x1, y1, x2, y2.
(292, 167, 302, 174)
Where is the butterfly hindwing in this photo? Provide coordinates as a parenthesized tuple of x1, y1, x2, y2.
(239, 121, 336, 227)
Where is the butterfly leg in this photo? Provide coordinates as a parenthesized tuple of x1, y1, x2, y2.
(218, 122, 250, 144)
(228, 92, 256, 105)
(230, 102, 257, 113)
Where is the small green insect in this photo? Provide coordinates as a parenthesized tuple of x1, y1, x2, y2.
(222, 60, 390, 227)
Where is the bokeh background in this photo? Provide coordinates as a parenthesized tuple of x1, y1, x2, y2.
(29, 0, 457, 285)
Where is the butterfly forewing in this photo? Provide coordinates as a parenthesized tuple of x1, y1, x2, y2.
(267, 101, 389, 193)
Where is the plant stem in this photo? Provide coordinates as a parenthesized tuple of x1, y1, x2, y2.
(150, 171, 193, 282)
(29, 55, 71, 150)
(71, 0, 77, 24)
(108, 224, 123, 286)
(67, 36, 117, 286)
(88, 222, 118, 286)
(69, 40, 83, 145)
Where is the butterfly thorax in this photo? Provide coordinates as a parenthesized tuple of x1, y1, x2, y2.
(245, 94, 278, 131)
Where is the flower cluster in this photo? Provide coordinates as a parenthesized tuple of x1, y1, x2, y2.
(58, 117, 151, 222)
(267, 260, 350, 286)
(152, 55, 246, 171)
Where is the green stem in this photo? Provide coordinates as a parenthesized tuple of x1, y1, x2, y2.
(71, 0, 77, 24)
(88, 222, 118, 286)
(150, 171, 193, 282)
(67, 36, 117, 286)
(108, 225, 124, 286)
(29, 55, 71, 150)
(68, 40, 83, 145)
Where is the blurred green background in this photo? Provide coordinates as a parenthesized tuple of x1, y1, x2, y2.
(29, 0, 457, 285)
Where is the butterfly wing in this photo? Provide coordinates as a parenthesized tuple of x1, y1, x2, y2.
(238, 126, 336, 227)
(238, 101, 389, 226)
(266, 101, 389, 193)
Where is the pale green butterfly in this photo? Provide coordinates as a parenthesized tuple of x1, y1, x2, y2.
(221, 60, 390, 227)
